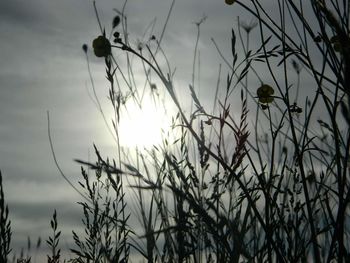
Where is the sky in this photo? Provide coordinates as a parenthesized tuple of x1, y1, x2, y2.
(0, 0, 250, 261)
(0, 0, 333, 261)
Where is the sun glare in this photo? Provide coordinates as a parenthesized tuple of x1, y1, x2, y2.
(117, 96, 173, 149)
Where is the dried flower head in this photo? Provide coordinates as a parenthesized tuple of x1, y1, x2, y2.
(290, 103, 303, 114)
(240, 20, 258, 33)
(257, 84, 274, 104)
(225, 0, 235, 5)
(92, 35, 111, 58)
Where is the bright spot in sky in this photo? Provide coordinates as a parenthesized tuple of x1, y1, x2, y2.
(118, 96, 173, 148)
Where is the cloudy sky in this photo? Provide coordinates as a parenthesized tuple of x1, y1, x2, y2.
(1, 0, 333, 260)
(0, 0, 254, 261)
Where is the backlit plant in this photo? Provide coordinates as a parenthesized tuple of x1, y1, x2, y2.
(1, 0, 349, 262)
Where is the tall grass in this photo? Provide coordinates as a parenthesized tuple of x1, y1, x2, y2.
(0, 171, 12, 263)
(1, 0, 350, 262)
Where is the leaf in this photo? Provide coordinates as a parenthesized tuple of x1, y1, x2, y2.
(189, 84, 204, 112)
(340, 100, 350, 124)
(123, 163, 141, 175)
(55, 231, 61, 239)
(70, 248, 85, 258)
(231, 29, 236, 60)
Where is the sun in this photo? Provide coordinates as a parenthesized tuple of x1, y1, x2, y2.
(117, 96, 173, 149)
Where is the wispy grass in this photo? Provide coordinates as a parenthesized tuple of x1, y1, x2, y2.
(0, 171, 12, 263)
(47, 210, 61, 263)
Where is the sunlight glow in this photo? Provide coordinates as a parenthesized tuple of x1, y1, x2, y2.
(117, 96, 173, 149)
